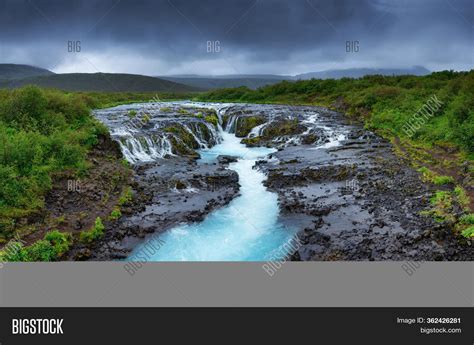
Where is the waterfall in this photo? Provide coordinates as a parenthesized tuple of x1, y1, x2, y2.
(182, 122, 208, 149)
(226, 115, 239, 133)
(119, 134, 174, 164)
(248, 122, 268, 138)
(96, 103, 228, 164)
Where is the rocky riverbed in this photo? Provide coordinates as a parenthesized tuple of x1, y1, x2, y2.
(80, 102, 472, 261)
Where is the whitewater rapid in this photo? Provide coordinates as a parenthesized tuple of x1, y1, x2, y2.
(128, 130, 296, 261)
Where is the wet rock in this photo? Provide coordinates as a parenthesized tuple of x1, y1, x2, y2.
(217, 155, 239, 164)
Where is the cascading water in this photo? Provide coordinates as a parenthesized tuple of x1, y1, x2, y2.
(95, 101, 348, 261)
(94, 102, 223, 164)
(128, 128, 297, 261)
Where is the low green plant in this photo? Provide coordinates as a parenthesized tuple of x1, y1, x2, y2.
(417, 167, 454, 185)
(454, 186, 470, 208)
(120, 159, 130, 168)
(109, 207, 122, 221)
(118, 186, 133, 206)
(44, 230, 72, 256)
(204, 114, 218, 127)
(79, 217, 105, 243)
(429, 191, 454, 222)
(460, 213, 474, 225)
(127, 110, 137, 118)
(461, 226, 474, 238)
(432, 175, 454, 185)
(21, 240, 57, 261)
(142, 113, 151, 123)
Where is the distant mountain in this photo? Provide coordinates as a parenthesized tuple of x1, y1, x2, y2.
(295, 66, 431, 80)
(0, 64, 54, 79)
(162, 74, 290, 80)
(0, 64, 432, 92)
(159, 76, 287, 90)
(0, 72, 199, 92)
(159, 67, 431, 90)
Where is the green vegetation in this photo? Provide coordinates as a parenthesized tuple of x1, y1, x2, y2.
(194, 109, 219, 127)
(205, 114, 219, 127)
(234, 116, 266, 137)
(79, 217, 105, 243)
(44, 230, 72, 256)
(241, 136, 265, 147)
(178, 108, 190, 115)
(107, 186, 133, 221)
(432, 175, 455, 185)
(459, 212, 474, 238)
(0, 73, 198, 93)
(461, 227, 474, 238)
(0, 86, 109, 241)
(423, 190, 456, 224)
(460, 213, 474, 225)
(197, 71, 474, 156)
(108, 207, 122, 221)
(164, 124, 199, 150)
(0, 229, 72, 262)
(241, 118, 304, 145)
(118, 186, 133, 206)
(421, 186, 472, 238)
(59, 91, 191, 110)
(417, 167, 454, 185)
(260, 118, 303, 137)
(127, 110, 137, 118)
(454, 186, 470, 209)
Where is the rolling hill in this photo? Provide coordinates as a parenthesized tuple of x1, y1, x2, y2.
(0, 72, 199, 92)
(294, 66, 431, 80)
(0, 64, 432, 92)
(160, 67, 431, 89)
(0, 64, 54, 79)
(159, 76, 287, 90)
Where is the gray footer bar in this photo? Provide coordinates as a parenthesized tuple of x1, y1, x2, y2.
(0, 262, 473, 307)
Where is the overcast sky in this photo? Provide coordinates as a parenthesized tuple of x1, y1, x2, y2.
(0, 0, 472, 75)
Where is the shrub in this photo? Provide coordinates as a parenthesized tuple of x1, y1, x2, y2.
(460, 213, 474, 225)
(461, 226, 474, 238)
(0, 86, 106, 240)
(454, 186, 470, 208)
(79, 217, 105, 243)
(44, 230, 72, 256)
(118, 186, 133, 206)
(21, 240, 57, 262)
(432, 175, 454, 185)
(429, 191, 454, 222)
(109, 207, 122, 221)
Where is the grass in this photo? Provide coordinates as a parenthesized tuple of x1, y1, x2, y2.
(461, 226, 474, 238)
(432, 175, 455, 185)
(428, 191, 455, 223)
(454, 186, 470, 209)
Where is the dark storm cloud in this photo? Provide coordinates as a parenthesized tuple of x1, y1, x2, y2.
(0, 0, 472, 74)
